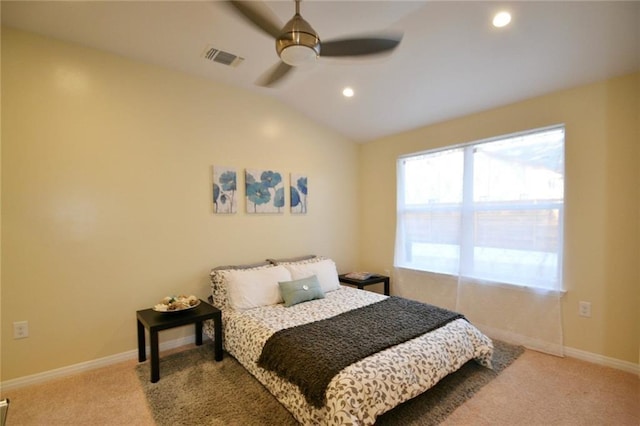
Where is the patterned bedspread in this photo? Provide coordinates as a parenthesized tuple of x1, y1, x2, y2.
(205, 286, 493, 426)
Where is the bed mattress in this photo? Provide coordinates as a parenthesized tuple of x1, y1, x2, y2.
(205, 286, 493, 425)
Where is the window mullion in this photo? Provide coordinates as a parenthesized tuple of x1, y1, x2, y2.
(459, 146, 475, 276)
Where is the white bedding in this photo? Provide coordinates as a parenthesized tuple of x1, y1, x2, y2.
(205, 285, 493, 425)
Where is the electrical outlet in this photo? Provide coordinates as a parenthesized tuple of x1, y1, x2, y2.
(578, 301, 592, 318)
(13, 321, 29, 339)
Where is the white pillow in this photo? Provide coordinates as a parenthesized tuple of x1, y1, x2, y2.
(225, 265, 292, 311)
(284, 259, 341, 293)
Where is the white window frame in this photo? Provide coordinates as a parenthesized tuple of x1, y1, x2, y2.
(395, 125, 565, 291)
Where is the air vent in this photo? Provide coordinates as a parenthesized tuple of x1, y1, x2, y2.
(202, 45, 244, 68)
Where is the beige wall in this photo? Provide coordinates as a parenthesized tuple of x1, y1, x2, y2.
(0, 28, 360, 381)
(359, 72, 640, 364)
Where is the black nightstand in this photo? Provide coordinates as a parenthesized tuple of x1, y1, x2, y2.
(136, 299, 222, 383)
(339, 274, 390, 296)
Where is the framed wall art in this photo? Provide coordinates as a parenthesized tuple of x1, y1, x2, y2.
(290, 173, 308, 214)
(213, 165, 237, 214)
(245, 169, 285, 214)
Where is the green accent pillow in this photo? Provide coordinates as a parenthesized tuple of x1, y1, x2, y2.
(279, 275, 325, 307)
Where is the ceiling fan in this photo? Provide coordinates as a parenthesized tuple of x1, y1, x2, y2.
(228, 0, 403, 87)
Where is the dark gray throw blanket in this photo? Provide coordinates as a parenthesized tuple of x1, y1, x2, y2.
(257, 296, 465, 408)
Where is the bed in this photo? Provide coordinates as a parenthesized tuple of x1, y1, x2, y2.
(203, 256, 493, 425)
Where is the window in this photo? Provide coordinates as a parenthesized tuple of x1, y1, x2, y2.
(395, 126, 565, 290)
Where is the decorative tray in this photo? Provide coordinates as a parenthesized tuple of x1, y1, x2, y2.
(153, 295, 200, 313)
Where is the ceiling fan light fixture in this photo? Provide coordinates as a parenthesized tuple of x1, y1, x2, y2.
(279, 44, 319, 66)
(230, 0, 404, 87)
(276, 14, 320, 66)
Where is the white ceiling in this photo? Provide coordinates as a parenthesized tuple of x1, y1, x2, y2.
(2, 1, 639, 142)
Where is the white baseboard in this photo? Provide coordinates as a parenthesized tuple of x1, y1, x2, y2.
(563, 346, 640, 376)
(477, 324, 564, 357)
(1, 335, 198, 392)
(478, 324, 639, 377)
(2, 337, 638, 392)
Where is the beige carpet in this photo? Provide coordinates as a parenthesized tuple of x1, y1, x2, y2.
(4, 344, 639, 425)
(135, 340, 523, 425)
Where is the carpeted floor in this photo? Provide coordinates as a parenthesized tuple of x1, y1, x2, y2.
(136, 340, 524, 425)
(5, 344, 638, 425)
(136, 346, 297, 425)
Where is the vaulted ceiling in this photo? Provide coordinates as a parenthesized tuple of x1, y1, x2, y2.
(2, 1, 639, 142)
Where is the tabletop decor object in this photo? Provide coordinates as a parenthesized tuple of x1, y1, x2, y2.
(153, 295, 200, 313)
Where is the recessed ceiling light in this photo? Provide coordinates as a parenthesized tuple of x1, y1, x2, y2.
(342, 87, 354, 98)
(492, 11, 511, 28)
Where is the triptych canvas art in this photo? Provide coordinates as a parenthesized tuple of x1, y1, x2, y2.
(212, 166, 308, 214)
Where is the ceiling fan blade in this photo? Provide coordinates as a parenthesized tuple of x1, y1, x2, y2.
(320, 34, 403, 57)
(227, 1, 282, 39)
(257, 61, 294, 87)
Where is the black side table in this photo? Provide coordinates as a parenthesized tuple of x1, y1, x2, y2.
(339, 274, 390, 296)
(136, 299, 222, 383)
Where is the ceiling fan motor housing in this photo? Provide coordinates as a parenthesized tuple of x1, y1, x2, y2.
(276, 14, 320, 66)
